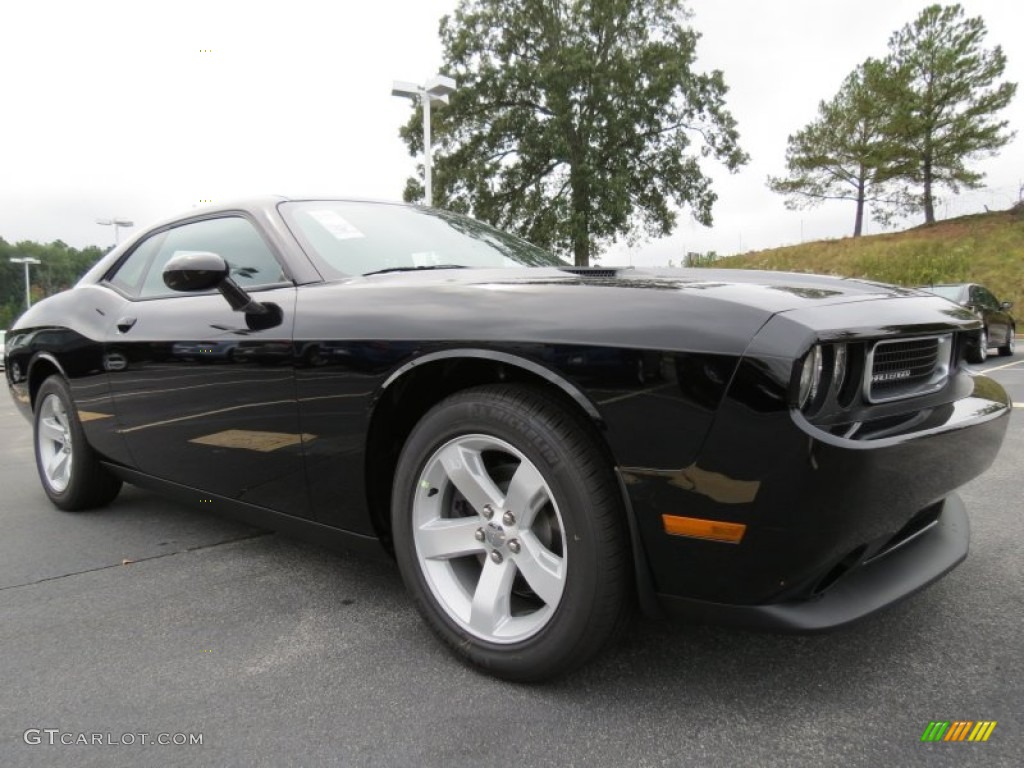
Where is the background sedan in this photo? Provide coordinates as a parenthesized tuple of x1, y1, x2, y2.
(921, 282, 1016, 361)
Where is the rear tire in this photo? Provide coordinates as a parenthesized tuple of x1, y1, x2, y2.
(967, 328, 988, 364)
(998, 326, 1016, 357)
(34, 376, 122, 511)
(391, 384, 633, 682)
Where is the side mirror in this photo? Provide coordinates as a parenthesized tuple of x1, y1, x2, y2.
(1000, 300, 1014, 311)
(163, 251, 279, 325)
(163, 252, 230, 292)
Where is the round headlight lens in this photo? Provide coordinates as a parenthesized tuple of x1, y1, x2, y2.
(798, 345, 823, 409)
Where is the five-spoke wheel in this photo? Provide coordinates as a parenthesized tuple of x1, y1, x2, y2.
(411, 433, 567, 643)
(37, 392, 74, 493)
(33, 376, 122, 510)
(392, 384, 632, 681)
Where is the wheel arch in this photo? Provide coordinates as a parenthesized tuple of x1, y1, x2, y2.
(364, 350, 606, 548)
(380, 349, 605, 423)
(27, 353, 67, 410)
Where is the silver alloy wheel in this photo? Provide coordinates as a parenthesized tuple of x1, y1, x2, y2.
(979, 330, 988, 361)
(412, 434, 567, 643)
(38, 393, 74, 493)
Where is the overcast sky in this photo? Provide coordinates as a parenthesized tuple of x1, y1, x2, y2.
(2, 0, 1022, 266)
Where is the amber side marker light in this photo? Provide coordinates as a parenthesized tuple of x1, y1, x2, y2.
(661, 514, 747, 543)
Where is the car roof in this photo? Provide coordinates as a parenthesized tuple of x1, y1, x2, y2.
(76, 196, 423, 287)
(125, 195, 417, 243)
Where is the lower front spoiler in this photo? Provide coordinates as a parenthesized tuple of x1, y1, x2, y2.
(657, 493, 969, 632)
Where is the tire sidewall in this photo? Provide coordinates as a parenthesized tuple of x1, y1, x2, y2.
(969, 329, 988, 363)
(392, 391, 616, 679)
(34, 376, 88, 508)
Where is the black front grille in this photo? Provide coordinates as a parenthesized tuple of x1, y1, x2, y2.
(868, 336, 949, 401)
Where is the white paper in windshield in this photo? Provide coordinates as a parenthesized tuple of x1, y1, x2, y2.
(411, 251, 442, 267)
(308, 209, 365, 240)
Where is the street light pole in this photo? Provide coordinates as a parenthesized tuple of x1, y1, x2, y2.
(96, 217, 134, 246)
(9, 257, 42, 310)
(392, 75, 458, 207)
(423, 93, 433, 206)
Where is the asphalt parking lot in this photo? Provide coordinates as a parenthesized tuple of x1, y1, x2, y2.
(1, 356, 1021, 768)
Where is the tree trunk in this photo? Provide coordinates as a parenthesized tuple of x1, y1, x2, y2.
(922, 149, 935, 224)
(573, 234, 589, 266)
(570, 169, 590, 266)
(853, 172, 866, 237)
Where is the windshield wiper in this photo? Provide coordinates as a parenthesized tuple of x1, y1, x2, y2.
(362, 264, 468, 276)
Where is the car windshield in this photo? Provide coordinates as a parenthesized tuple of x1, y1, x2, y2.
(925, 285, 963, 301)
(280, 201, 565, 277)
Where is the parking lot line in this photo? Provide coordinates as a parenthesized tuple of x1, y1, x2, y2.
(983, 359, 1024, 373)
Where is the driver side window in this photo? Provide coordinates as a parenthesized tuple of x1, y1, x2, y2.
(131, 217, 285, 299)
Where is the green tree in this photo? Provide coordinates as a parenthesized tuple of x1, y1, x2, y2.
(768, 59, 908, 237)
(400, 0, 747, 266)
(0, 238, 105, 329)
(883, 3, 1017, 224)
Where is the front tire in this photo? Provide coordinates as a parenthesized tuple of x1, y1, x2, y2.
(34, 376, 122, 511)
(998, 326, 1016, 357)
(391, 384, 632, 681)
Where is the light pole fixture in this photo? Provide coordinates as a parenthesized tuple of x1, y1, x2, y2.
(96, 217, 134, 245)
(392, 74, 458, 207)
(9, 257, 42, 310)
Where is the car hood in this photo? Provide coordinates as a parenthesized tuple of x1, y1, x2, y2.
(350, 266, 925, 314)
(290, 266, 971, 359)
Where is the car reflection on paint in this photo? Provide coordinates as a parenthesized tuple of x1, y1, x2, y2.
(543, 346, 663, 386)
(231, 340, 293, 366)
(320, 341, 421, 373)
(170, 340, 240, 362)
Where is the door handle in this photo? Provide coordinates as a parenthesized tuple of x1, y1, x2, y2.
(116, 316, 138, 333)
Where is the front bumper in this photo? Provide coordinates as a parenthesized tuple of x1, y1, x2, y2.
(657, 492, 969, 631)
(621, 364, 1009, 626)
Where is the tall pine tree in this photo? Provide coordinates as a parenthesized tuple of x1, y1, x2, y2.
(768, 59, 907, 237)
(883, 3, 1016, 224)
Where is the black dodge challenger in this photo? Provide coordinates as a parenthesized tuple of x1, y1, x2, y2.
(4, 197, 1011, 681)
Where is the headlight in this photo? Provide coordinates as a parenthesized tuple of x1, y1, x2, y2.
(832, 343, 847, 395)
(798, 345, 823, 409)
(795, 341, 864, 415)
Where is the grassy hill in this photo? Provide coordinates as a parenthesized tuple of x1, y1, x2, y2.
(716, 204, 1024, 310)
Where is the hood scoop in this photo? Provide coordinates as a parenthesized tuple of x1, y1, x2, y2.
(557, 267, 625, 278)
